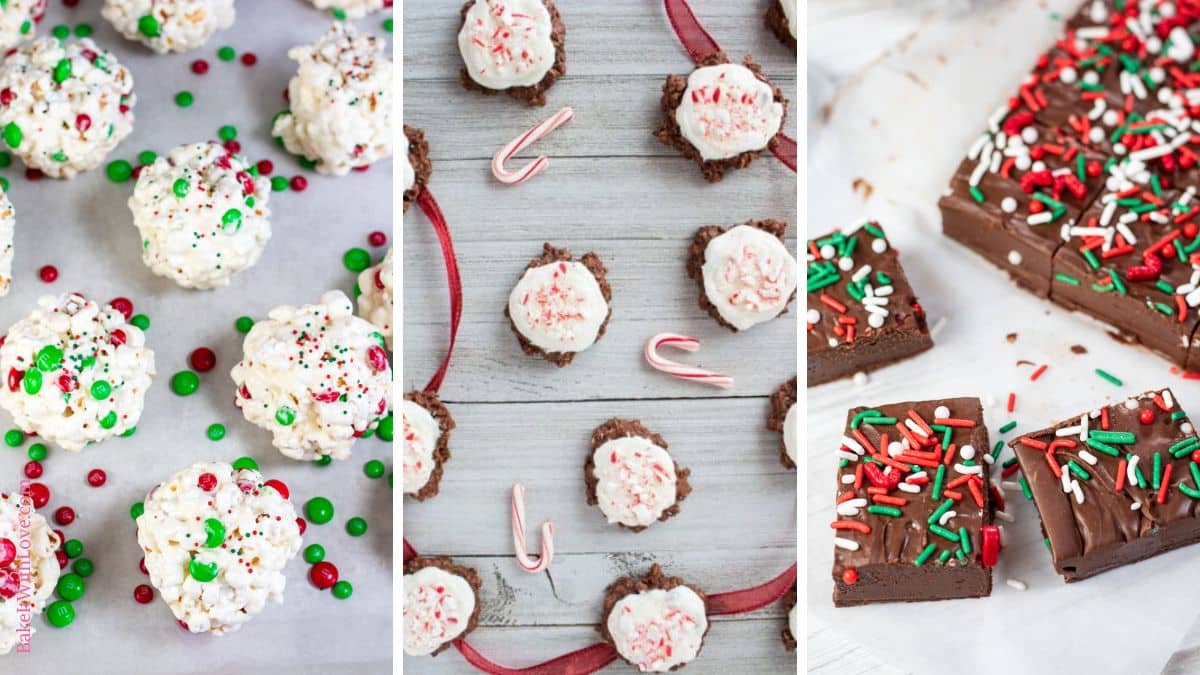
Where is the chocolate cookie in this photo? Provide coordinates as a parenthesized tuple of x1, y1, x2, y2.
(402, 390, 454, 501)
(687, 219, 797, 332)
(656, 53, 788, 182)
(402, 556, 482, 656)
(505, 243, 612, 367)
(457, 0, 566, 106)
(585, 418, 691, 532)
(599, 563, 710, 672)
(765, 0, 796, 51)
(768, 376, 797, 469)
(781, 582, 797, 650)
(403, 125, 431, 213)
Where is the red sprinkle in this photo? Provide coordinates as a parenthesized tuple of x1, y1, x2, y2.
(190, 59, 209, 75)
(289, 175, 307, 192)
(296, 517, 306, 535)
(38, 265, 57, 283)
(1030, 364, 1048, 381)
(310, 561, 338, 590)
(1006, 392, 1016, 413)
(1139, 408, 1155, 425)
(367, 230, 387, 247)
(981, 525, 1001, 567)
(54, 506, 75, 526)
(189, 347, 216, 373)
(841, 568, 858, 585)
(134, 584, 154, 604)
(87, 469, 106, 487)
(23, 460, 41, 478)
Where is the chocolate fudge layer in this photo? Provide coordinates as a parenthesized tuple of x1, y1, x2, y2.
(1050, 186, 1200, 369)
(832, 397, 994, 607)
(807, 223, 932, 386)
(1012, 388, 1200, 582)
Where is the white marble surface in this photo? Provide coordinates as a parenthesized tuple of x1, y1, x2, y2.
(808, 1, 1200, 673)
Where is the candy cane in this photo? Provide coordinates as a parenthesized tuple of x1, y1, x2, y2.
(511, 484, 554, 573)
(492, 107, 574, 186)
(644, 333, 734, 388)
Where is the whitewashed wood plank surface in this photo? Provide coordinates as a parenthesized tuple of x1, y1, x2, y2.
(403, 0, 798, 672)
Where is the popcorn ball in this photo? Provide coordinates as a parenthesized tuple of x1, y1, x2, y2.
(135, 462, 301, 634)
(102, 0, 235, 53)
(129, 141, 271, 289)
(272, 23, 392, 176)
(0, 0, 46, 53)
(356, 247, 392, 350)
(231, 290, 391, 461)
(0, 490, 60, 655)
(0, 37, 135, 178)
(310, 0, 388, 19)
(0, 293, 155, 451)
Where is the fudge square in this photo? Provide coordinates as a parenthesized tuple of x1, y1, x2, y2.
(1011, 388, 1200, 582)
(831, 397, 996, 607)
(806, 223, 933, 387)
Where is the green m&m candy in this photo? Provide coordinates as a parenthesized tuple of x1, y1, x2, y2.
(130, 501, 144, 520)
(189, 557, 218, 582)
(305, 496, 333, 524)
(206, 423, 225, 441)
(235, 316, 254, 333)
(137, 14, 160, 38)
(275, 406, 295, 426)
(63, 539, 83, 558)
(203, 518, 225, 548)
(331, 580, 353, 599)
(73, 558, 94, 578)
(345, 517, 367, 537)
(170, 370, 199, 396)
(232, 456, 258, 471)
(27, 443, 46, 461)
(56, 573, 85, 601)
(363, 460, 385, 479)
(46, 600, 74, 627)
(4, 429, 23, 447)
(377, 414, 393, 442)
(303, 544, 325, 564)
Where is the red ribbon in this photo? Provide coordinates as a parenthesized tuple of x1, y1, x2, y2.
(403, 538, 796, 674)
(662, 0, 798, 173)
(417, 189, 462, 394)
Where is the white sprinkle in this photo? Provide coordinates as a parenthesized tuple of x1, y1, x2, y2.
(1027, 211, 1053, 226)
(852, 372, 868, 387)
(1078, 450, 1099, 466)
(1021, 126, 1039, 144)
(867, 313, 885, 329)
(887, 441, 904, 457)
(842, 436, 864, 455)
(871, 238, 888, 254)
(960, 444, 976, 460)
(1164, 390, 1175, 409)
(820, 244, 835, 259)
(836, 450, 860, 462)
(1080, 413, 1089, 442)
(1127, 455, 1140, 487)
(1183, 422, 1195, 435)
(1001, 480, 1022, 492)
(897, 482, 920, 494)
(834, 537, 860, 551)
(1072, 482, 1084, 504)
(1061, 469, 1073, 494)
(841, 474, 855, 484)
(838, 256, 854, 271)
(1006, 579, 1028, 591)
(1056, 425, 1082, 437)
(836, 499, 867, 516)
(934, 405, 950, 419)
(1001, 197, 1018, 214)
(983, 453, 995, 465)
(1059, 66, 1077, 84)
(806, 308, 821, 323)
(954, 463, 983, 476)
(938, 510, 957, 526)
(1124, 398, 1139, 409)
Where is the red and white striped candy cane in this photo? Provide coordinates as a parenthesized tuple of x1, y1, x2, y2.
(492, 107, 574, 186)
(511, 484, 554, 573)
(644, 333, 734, 388)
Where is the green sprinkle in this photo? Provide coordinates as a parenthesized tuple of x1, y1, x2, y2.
(174, 90, 194, 108)
(1086, 437, 1121, 457)
(929, 523, 961, 542)
(928, 498, 955, 525)
(1089, 430, 1135, 444)
(1094, 368, 1123, 386)
(933, 464, 946, 500)
(1020, 476, 1033, 500)
(959, 527, 972, 554)
(1170, 437, 1199, 458)
(999, 421, 1017, 434)
(1154, 452, 1163, 489)
(914, 543, 937, 567)
(969, 185, 984, 203)
(1067, 460, 1091, 480)
(866, 505, 902, 517)
(850, 410, 883, 429)
(937, 549, 953, 564)
(1055, 273, 1081, 286)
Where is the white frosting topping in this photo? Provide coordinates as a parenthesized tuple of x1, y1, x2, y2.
(783, 403, 796, 464)
(0, 293, 155, 451)
(457, 0, 555, 90)
(592, 436, 677, 528)
(508, 259, 607, 354)
(701, 225, 797, 331)
(0, 187, 13, 297)
(0, 491, 59, 656)
(102, 0, 235, 53)
(273, 23, 392, 176)
(780, 0, 797, 39)
(675, 63, 784, 161)
(357, 247, 392, 350)
(401, 138, 415, 193)
(136, 462, 301, 635)
(403, 566, 475, 656)
(310, 0, 386, 19)
(130, 141, 271, 289)
(0, 0, 43, 53)
(402, 398, 438, 495)
(0, 37, 136, 178)
(230, 290, 392, 461)
(607, 586, 708, 672)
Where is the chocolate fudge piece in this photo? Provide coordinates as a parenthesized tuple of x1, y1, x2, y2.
(831, 397, 995, 607)
(807, 223, 933, 387)
(1050, 186, 1200, 369)
(1011, 388, 1200, 582)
